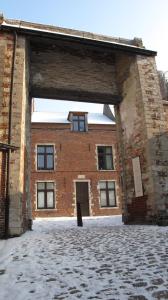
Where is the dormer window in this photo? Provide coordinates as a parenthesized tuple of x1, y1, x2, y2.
(68, 112, 88, 132)
(72, 115, 86, 132)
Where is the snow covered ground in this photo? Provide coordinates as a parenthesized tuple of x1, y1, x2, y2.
(0, 216, 168, 300)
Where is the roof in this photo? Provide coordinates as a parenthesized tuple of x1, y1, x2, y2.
(0, 16, 157, 57)
(31, 112, 115, 125)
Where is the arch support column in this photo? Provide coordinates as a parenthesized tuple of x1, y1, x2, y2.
(116, 54, 168, 223)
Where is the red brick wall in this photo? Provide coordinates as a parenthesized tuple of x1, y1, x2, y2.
(0, 151, 7, 237)
(31, 122, 122, 218)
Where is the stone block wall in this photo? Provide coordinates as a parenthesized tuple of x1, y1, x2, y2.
(0, 31, 32, 236)
(0, 151, 7, 237)
(115, 54, 168, 222)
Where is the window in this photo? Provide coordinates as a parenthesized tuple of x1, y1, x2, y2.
(99, 181, 116, 207)
(97, 146, 114, 170)
(37, 182, 55, 209)
(72, 115, 86, 132)
(37, 145, 54, 170)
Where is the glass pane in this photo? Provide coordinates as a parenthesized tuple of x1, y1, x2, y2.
(73, 121, 78, 131)
(100, 191, 107, 207)
(108, 181, 115, 189)
(79, 115, 85, 120)
(99, 181, 106, 189)
(106, 147, 112, 154)
(98, 156, 105, 170)
(46, 182, 54, 189)
(109, 190, 116, 206)
(79, 121, 85, 131)
(38, 192, 45, 208)
(106, 155, 113, 169)
(47, 155, 53, 169)
(46, 146, 54, 153)
(47, 192, 54, 208)
(38, 155, 44, 169)
(73, 115, 78, 120)
(37, 146, 45, 153)
(37, 182, 45, 189)
(98, 147, 104, 154)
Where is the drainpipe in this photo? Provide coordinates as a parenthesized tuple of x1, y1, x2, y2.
(4, 31, 17, 238)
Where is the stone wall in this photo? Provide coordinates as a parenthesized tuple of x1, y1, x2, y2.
(30, 41, 119, 103)
(0, 31, 32, 236)
(115, 54, 168, 223)
(0, 151, 7, 237)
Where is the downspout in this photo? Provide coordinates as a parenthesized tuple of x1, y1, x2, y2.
(5, 31, 17, 238)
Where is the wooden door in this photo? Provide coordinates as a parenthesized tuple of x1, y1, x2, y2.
(76, 182, 89, 216)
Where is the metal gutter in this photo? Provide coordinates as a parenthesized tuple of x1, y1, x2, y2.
(1, 24, 157, 57)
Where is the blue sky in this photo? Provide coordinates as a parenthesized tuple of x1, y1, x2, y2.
(1, 0, 168, 113)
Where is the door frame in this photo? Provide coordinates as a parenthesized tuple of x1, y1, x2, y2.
(74, 180, 91, 217)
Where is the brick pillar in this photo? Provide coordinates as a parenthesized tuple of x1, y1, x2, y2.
(115, 54, 167, 223)
(0, 32, 31, 236)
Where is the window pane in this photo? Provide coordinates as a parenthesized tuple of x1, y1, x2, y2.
(46, 182, 54, 189)
(109, 190, 116, 206)
(99, 181, 106, 189)
(47, 192, 54, 208)
(98, 147, 104, 154)
(38, 192, 45, 208)
(38, 155, 44, 169)
(106, 155, 113, 169)
(108, 181, 115, 189)
(106, 147, 112, 154)
(98, 156, 105, 170)
(73, 115, 78, 120)
(73, 121, 79, 131)
(47, 155, 54, 169)
(100, 191, 107, 206)
(79, 121, 85, 131)
(37, 146, 45, 153)
(79, 116, 85, 120)
(37, 182, 45, 189)
(46, 146, 54, 153)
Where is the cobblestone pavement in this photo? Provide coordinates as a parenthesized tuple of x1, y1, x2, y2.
(0, 217, 168, 300)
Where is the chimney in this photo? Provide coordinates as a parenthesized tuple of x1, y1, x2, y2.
(0, 13, 4, 25)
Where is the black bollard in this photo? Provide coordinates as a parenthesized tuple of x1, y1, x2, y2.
(77, 202, 83, 227)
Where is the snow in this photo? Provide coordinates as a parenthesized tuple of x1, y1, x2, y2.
(0, 216, 168, 300)
(31, 112, 115, 125)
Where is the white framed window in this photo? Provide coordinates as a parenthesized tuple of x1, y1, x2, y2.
(99, 181, 116, 207)
(97, 146, 114, 170)
(37, 182, 55, 209)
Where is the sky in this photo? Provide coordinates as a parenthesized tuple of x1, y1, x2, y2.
(1, 0, 168, 113)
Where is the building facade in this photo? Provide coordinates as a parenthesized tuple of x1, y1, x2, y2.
(31, 108, 121, 218)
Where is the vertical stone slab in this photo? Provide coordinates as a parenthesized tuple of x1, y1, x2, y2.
(115, 54, 167, 223)
(0, 31, 31, 236)
(8, 35, 31, 236)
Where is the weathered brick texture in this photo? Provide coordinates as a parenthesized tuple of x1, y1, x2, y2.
(31, 123, 122, 218)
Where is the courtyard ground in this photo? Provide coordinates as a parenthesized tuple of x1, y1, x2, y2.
(0, 216, 168, 300)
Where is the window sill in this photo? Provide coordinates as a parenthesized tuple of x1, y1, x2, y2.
(98, 169, 116, 172)
(35, 208, 57, 211)
(100, 206, 118, 209)
(36, 170, 55, 172)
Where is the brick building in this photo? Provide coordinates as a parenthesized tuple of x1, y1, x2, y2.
(31, 105, 122, 218)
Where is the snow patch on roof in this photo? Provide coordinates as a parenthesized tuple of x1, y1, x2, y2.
(31, 112, 115, 125)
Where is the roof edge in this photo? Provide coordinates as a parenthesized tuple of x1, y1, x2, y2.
(0, 17, 157, 57)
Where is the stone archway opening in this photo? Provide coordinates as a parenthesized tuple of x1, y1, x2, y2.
(0, 15, 167, 237)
